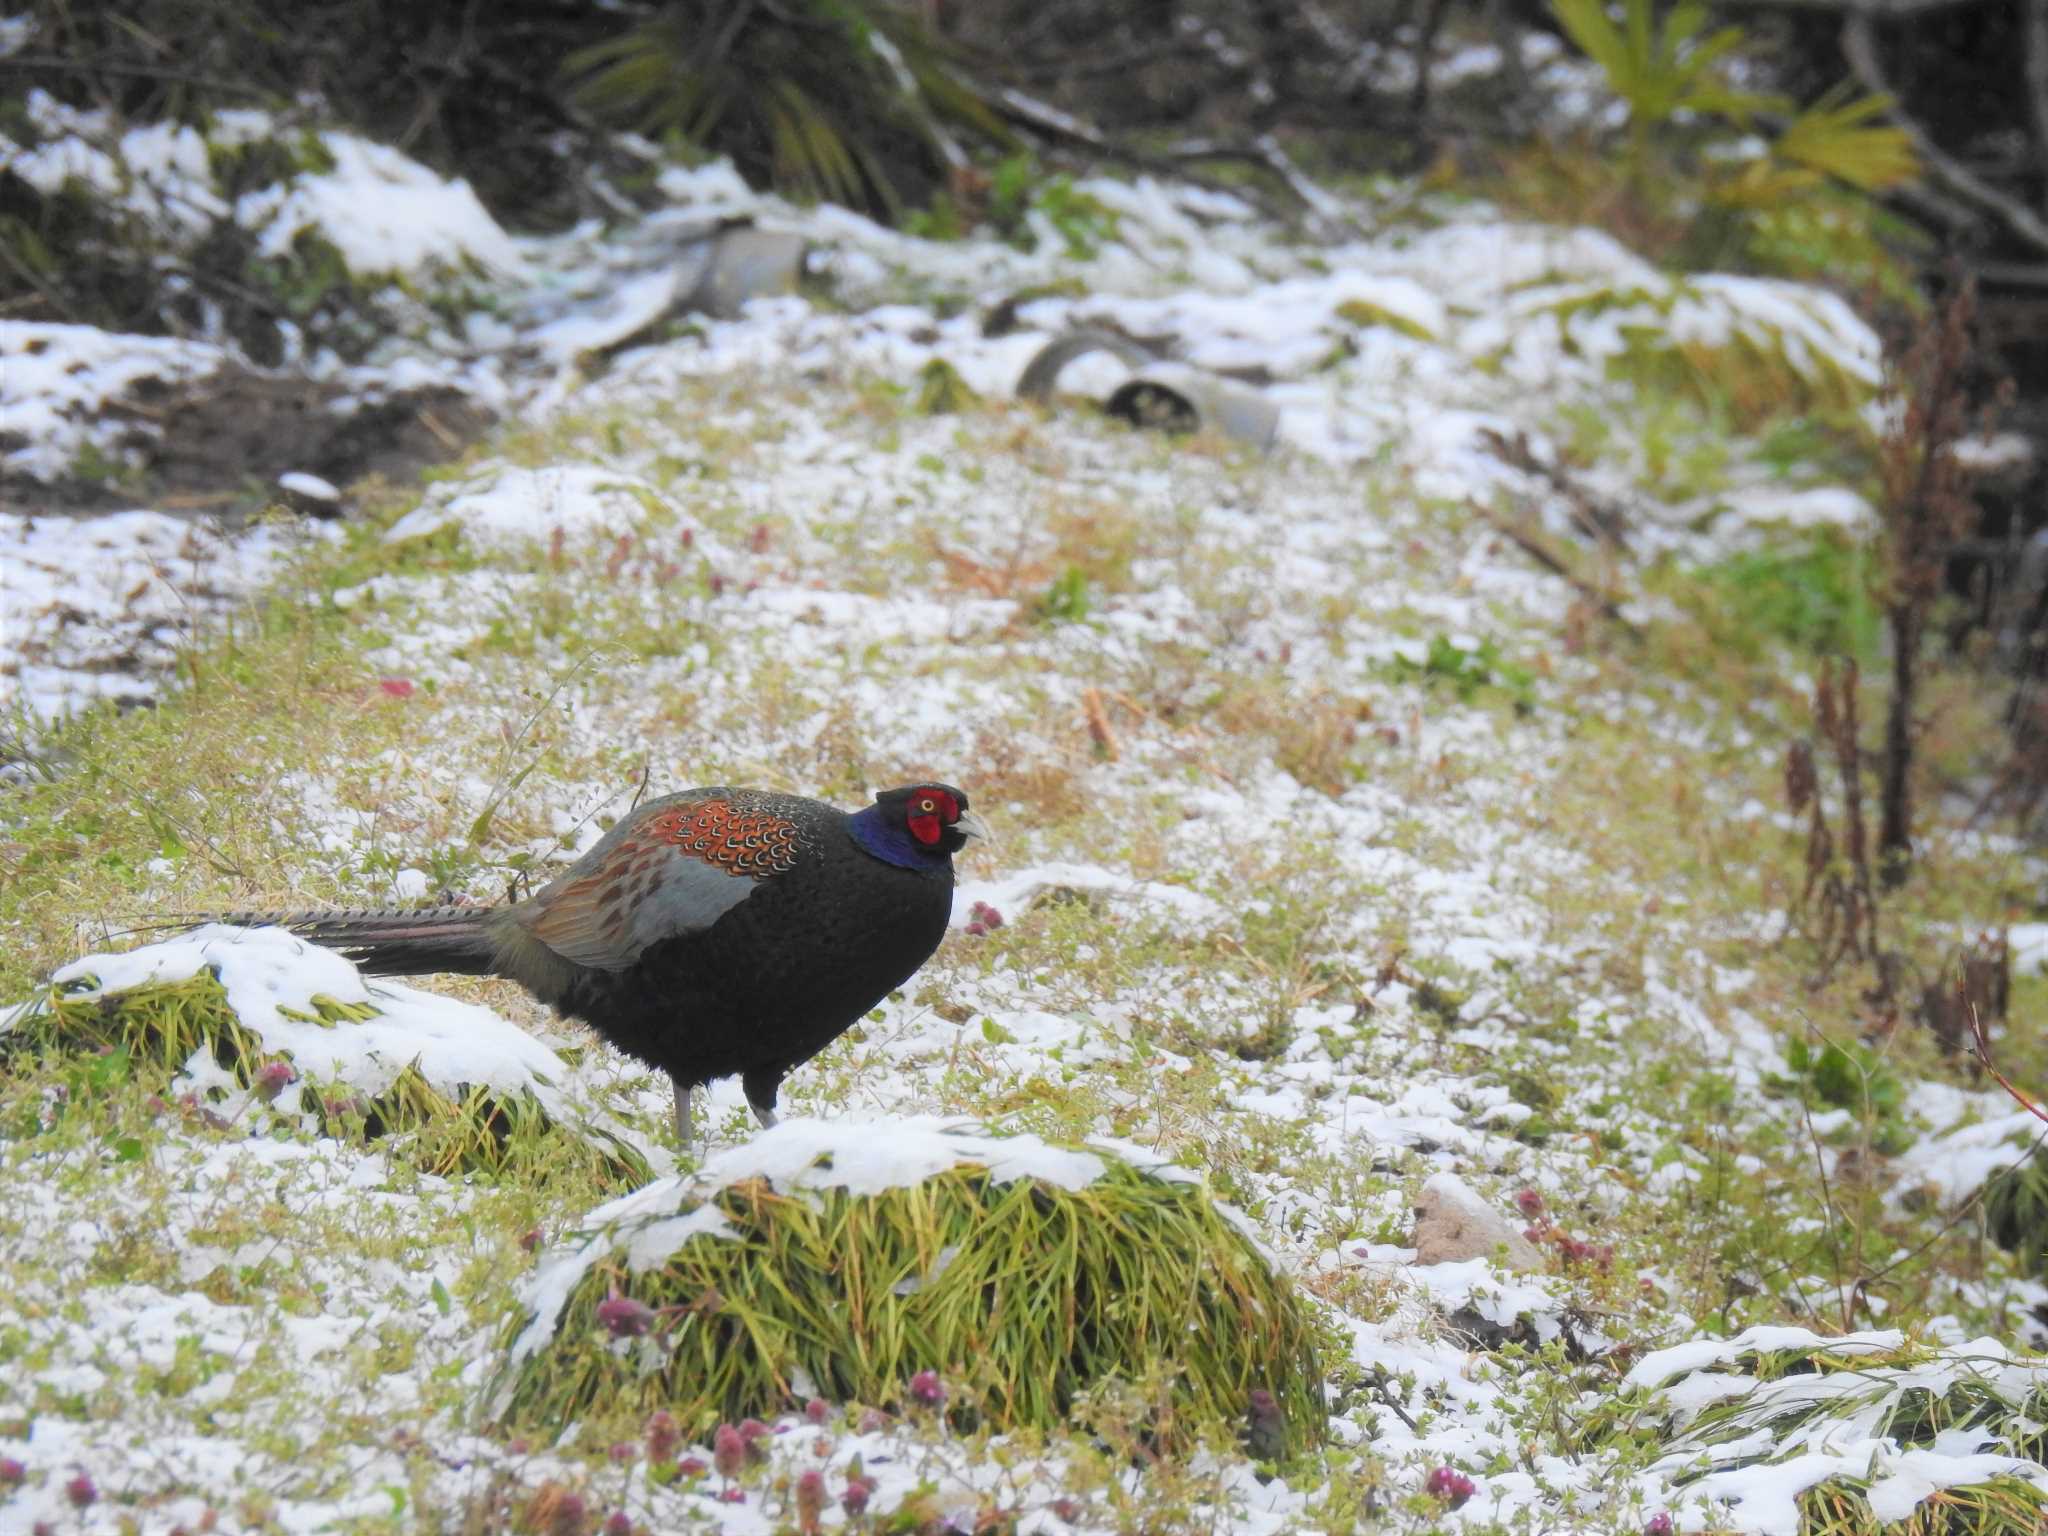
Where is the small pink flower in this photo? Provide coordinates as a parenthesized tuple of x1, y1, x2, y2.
(65, 1472, 97, 1507)
(253, 1060, 297, 1102)
(674, 1456, 707, 1479)
(804, 1397, 830, 1425)
(965, 922, 988, 937)
(520, 1226, 544, 1252)
(1644, 1515, 1674, 1536)
(547, 1490, 585, 1536)
(1050, 1497, 1083, 1522)
(603, 1513, 633, 1536)
(1424, 1466, 1475, 1507)
(711, 1424, 745, 1481)
(0, 1458, 23, 1486)
(856, 1407, 887, 1434)
(607, 1441, 635, 1464)
(595, 1291, 655, 1338)
(908, 1369, 946, 1408)
(378, 678, 416, 699)
(795, 1469, 827, 1533)
(1515, 1188, 1545, 1219)
(840, 1477, 873, 1516)
(736, 1419, 770, 1463)
(644, 1409, 680, 1462)
(716, 1486, 745, 1504)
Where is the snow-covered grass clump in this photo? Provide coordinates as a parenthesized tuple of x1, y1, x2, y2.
(492, 1116, 1326, 1454)
(3, 925, 663, 1183)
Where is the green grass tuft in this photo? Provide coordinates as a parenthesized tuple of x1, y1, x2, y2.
(2, 971, 651, 1185)
(492, 1151, 1327, 1456)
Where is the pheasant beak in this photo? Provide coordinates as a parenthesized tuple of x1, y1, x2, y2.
(954, 809, 992, 847)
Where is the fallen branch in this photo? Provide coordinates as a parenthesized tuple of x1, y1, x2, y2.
(1475, 427, 1634, 552)
(1082, 687, 1120, 760)
(1466, 498, 1643, 642)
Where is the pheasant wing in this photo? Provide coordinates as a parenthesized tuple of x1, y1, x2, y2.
(510, 794, 807, 972)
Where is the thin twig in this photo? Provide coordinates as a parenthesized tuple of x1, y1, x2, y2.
(2026, 0, 2048, 217)
(1967, 1001, 2048, 1127)
(1465, 498, 1643, 642)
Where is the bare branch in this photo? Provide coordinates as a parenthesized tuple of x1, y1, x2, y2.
(2027, 0, 2048, 215)
(1843, 14, 2048, 256)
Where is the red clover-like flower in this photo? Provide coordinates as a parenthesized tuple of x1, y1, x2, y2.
(595, 1291, 655, 1338)
(1424, 1466, 1475, 1508)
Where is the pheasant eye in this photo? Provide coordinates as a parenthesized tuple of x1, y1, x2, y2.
(919, 798, 935, 812)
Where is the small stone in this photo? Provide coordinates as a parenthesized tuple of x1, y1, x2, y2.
(1411, 1173, 1545, 1271)
(277, 471, 343, 517)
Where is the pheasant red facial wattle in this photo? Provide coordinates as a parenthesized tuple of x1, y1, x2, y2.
(195, 782, 985, 1144)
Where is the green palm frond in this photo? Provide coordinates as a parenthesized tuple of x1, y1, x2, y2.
(1774, 83, 1919, 191)
(565, 0, 1016, 217)
(1550, 0, 1786, 131)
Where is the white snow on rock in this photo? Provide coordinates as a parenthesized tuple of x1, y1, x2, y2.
(237, 131, 528, 281)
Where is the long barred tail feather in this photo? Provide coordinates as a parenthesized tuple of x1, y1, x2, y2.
(187, 904, 506, 979)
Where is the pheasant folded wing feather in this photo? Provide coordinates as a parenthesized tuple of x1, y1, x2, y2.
(511, 795, 807, 972)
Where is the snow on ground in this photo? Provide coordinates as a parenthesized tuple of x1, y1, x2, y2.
(2, 112, 1880, 724)
(5, 110, 2045, 1536)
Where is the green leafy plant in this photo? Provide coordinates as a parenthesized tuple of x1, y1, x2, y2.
(1548, 0, 1780, 173)
(1772, 1036, 1912, 1154)
(1387, 634, 1537, 712)
(1034, 566, 1093, 625)
(1691, 536, 1880, 660)
(566, 0, 1014, 216)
